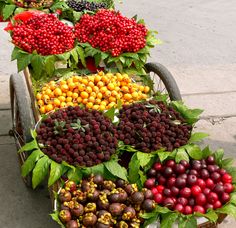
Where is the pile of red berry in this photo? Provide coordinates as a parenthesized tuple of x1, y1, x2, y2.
(117, 100, 192, 152)
(75, 9, 148, 56)
(145, 156, 234, 214)
(12, 14, 75, 55)
(36, 106, 118, 167)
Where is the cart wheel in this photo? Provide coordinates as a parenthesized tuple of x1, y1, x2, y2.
(145, 62, 182, 101)
(9, 73, 35, 187)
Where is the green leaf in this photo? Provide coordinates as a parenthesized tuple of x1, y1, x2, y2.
(202, 146, 212, 159)
(21, 149, 44, 177)
(45, 56, 55, 76)
(128, 153, 140, 183)
(104, 107, 116, 122)
(50, 211, 65, 227)
(185, 144, 202, 160)
(175, 148, 189, 163)
(104, 160, 128, 181)
(73, 11, 82, 21)
(184, 216, 197, 228)
(216, 204, 236, 218)
(11, 47, 21, 61)
(70, 48, 78, 63)
(157, 151, 170, 163)
(48, 161, 64, 186)
(136, 152, 154, 168)
(94, 53, 102, 66)
(31, 55, 44, 79)
(161, 213, 178, 228)
(77, 46, 86, 67)
(89, 163, 105, 175)
(3, 4, 16, 20)
(17, 53, 32, 72)
(32, 156, 51, 189)
(222, 158, 234, 168)
(201, 210, 218, 222)
(18, 140, 38, 153)
(213, 149, 224, 166)
(155, 205, 171, 213)
(188, 132, 209, 143)
(122, 53, 139, 59)
(230, 193, 236, 205)
(67, 168, 83, 183)
(62, 161, 75, 172)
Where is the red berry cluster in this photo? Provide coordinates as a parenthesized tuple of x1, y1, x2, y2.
(145, 156, 234, 215)
(36, 106, 118, 167)
(75, 9, 148, 56)
(12, 14, 75, 55)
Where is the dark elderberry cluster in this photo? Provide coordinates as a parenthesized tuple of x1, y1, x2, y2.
(117, 100, 192, 152)
(36, 106, 118, 167)
(67, 0, 107, 12)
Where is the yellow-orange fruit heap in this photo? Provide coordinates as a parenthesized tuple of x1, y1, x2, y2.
(36, 72, 150, 114)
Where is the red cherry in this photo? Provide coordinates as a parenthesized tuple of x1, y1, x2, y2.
(205, 178, 215, 189)
(174, 203, 184, 213)
(151, 187, 158, 195)
(196, 179, 206, 189)
(153, 162, 162, 171)
(193, 205, 205, 214)
(177, 197, 188, 206)
(145, 178, 155, 189)
(184, 205, 193, 215)
(221, 192, 230, 203)
(208, 192, 218, 204)
(191, 185, 202, 196)
(224, 183, 234, 193)
(205, 203, 214, 211)
(163, 197, 175, 209)
(202, 188, 211, 195)
(167, 177, 176, 188)
(196, 193, 207, 206)
(165, 159, 176, 168)
(222, 173, 233, 183)
(171, 186, 179, 196)
(154, 193, 163, 204)
(180, 187, 191, 198)
(213, 200, 222, 209)
(156, 185, 164, 193)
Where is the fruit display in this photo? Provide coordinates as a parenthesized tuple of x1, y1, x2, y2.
(75, 9, 148, 57)
(36, 106, 118, 167)
(54, 174, 156, 227)
(13, 0, 53, 8)
(145, 156, 234, 214)
(10, 13, 75, 55)
(67, 0, 109, 12)
(117, 99, 192, 152)
(36, 72, 150, 114)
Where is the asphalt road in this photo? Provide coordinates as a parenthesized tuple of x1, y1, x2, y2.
(0, 1, 236, 227)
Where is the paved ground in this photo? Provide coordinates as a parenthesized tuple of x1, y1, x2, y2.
(0, 0, 236, 227)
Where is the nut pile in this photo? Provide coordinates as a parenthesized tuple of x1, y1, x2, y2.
(117, 100, 192, 152)
(145, 156, 234, 214)
(75, 9, 148, 56)
(58, 175, 156, 227)
(36, 106, 118, 167)
(36, 72, 150, 114)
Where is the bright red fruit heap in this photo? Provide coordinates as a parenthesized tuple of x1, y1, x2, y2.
(36, 106, 118, 167)
(12, 14, 75, 55)
(75, 9, 148, 56)
(145, 156, 234, 214)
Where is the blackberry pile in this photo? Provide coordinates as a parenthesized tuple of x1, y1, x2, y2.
(36, 106, 118, 167)
(67, 0, 107, 12)
(117, 100, 192, 152)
